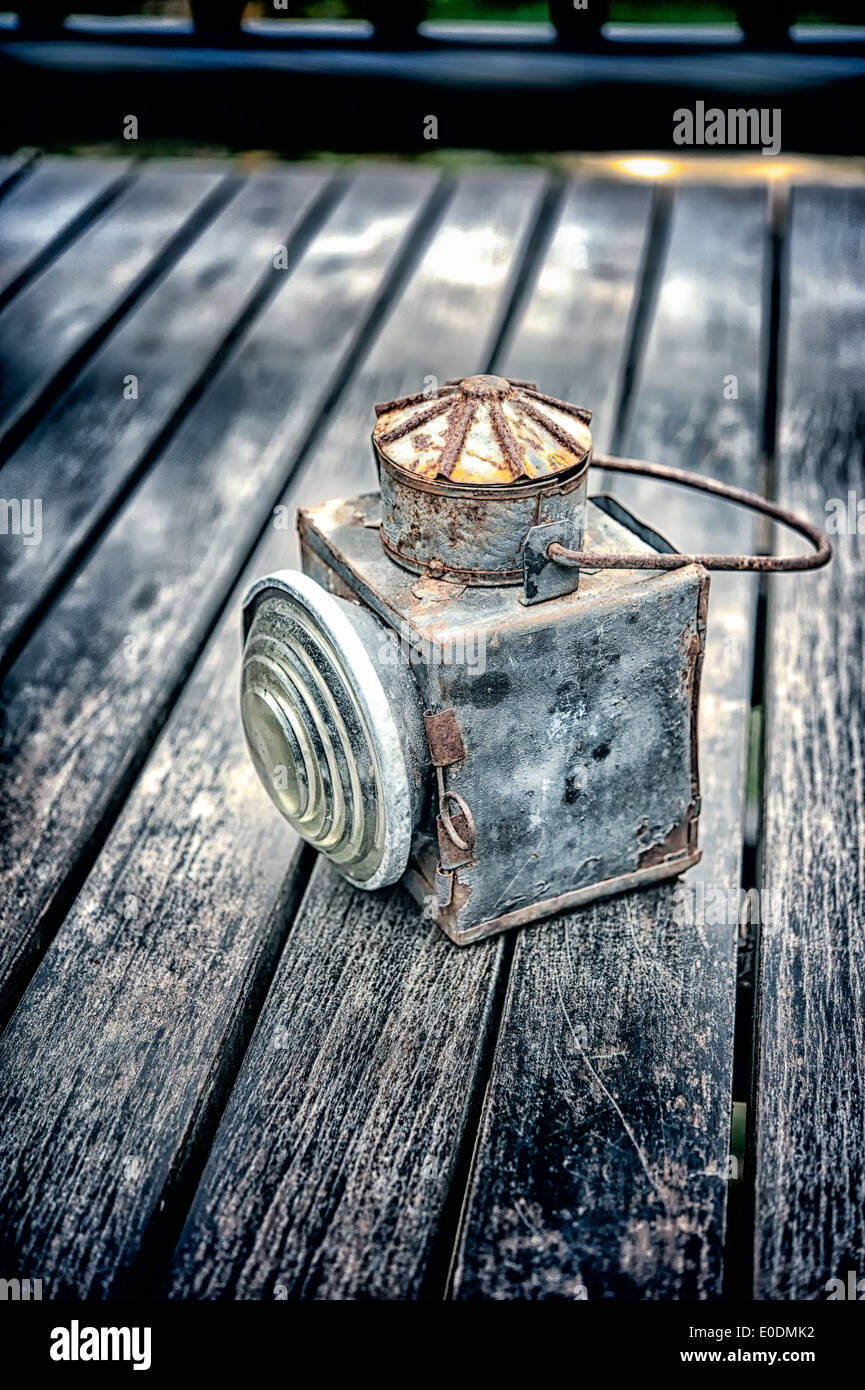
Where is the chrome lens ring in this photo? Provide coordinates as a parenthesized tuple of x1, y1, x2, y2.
(241, 570, 425, 890)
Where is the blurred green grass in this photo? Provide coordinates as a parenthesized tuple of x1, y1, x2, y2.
(144, 2, 865, 24)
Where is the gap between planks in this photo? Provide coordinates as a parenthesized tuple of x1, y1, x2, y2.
(450, 182, 767, 1301)
(0, 164, 238, 465)
(0, 170, 346, 674)
(0, 167, 493, 1299)
(0, 169, 449, 1035)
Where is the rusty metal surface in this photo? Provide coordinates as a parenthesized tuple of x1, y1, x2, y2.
(373, 374, 592, 486)
(417, 853, 703, 947)
(424, 712, 476, 854)
(549, 452, 833, 573)
(372, 375, 595, 585)
(437, 813, 473, 871)
(423, 708, 466, 766)
(521, 517, 584, 604)
(297, 493, 706, 943)
(378, 456, 588, 585)
(435, 766, 477, 854)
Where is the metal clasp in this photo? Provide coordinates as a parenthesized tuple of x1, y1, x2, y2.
(423, 709, 476, 858)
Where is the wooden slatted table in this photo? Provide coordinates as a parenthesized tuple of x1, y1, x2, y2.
(0, 156, 861, 1302)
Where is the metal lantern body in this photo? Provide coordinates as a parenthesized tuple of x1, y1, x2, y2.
(241, 376, 707, 945)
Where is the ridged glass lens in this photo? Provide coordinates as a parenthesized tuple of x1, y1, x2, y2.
(240, 573, 422, 890)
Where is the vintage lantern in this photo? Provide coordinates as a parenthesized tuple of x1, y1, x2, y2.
(240, 374, 829, 944)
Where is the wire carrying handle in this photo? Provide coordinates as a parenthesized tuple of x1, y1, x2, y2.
(548, 454, 832, 574)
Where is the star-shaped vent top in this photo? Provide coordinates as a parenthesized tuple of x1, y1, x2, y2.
(373, 375, 592, 486)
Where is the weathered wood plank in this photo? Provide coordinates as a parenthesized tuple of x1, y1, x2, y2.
(159, 173, 550, 1300)
(0, 161, 229, 455)
(172, 868, 505, 1301)
(0, 169, 442, 1298)
(0, 152, 37, 201)
(752, 186, 865, 1300)
(0, 171, 539, 1300)
(0, 168, 434, 1030)
(0, 156, 131, 306)
(497, 177, 653, 453)
(166, 176, 658, 1301)
(452, 185, 766, 1299)
(0, 165, 333, 661)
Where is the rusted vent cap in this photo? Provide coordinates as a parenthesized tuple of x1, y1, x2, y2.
(373, 375, 592, 486)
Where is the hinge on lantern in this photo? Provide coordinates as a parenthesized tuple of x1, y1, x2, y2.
(423, 709, 466, 766)
(434, 865, 454, 908)
(424, 709, 476, 861)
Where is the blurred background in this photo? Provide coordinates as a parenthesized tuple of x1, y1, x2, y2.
(1, 2, 863, 154)
(6, 2, 865, 25)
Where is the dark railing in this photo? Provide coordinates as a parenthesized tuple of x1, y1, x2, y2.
(1, 6, 863, 154)
(6, 3, 850, 46)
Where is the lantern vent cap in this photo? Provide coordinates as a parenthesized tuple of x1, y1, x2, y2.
(373, 374, 592, 487)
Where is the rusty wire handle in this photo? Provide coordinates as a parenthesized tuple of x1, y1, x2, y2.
(548, 454, 832, 574)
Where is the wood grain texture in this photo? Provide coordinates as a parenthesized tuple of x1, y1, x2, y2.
(752, 187, 865, 1300)
(171, 870, 505, 1300)
(0, 156, 131, 305)
(0, 168, 433, 1027)
(0, 170, 539, 1300)
(0, 161, 228, 454)
(498, 177, 653, 455)
(284, 171, 550, 520)
(0, 165, 332, 658)
(5, 161, 855, 1305)
(452, 186, 766, 1300)
(0, 626, 310, 1300)
(167, 172, 551, 1300)
(0, 168, 437, 1299)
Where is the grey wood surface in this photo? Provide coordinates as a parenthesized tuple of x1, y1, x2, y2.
(0, 156, 131, 307)
(0, 160, 859, 1303)
(0, 152, 37, 201)
(0, 168, 439, 1297)
(0, 168, 540, 1301)
(171, 868, 505, 1300)
(164, 171, 553, 1299)
(496, 178, 654, 448)
(752, 187, 865, 1300)
(0, 165, 333, 660)
(0, 161, 230, 458)
(452, 186, 765, 1299)
(167, 176, 660, 1300)
(0, 169, 432, 1029)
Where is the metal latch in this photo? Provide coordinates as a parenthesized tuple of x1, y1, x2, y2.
(424, 709, 476, 857)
